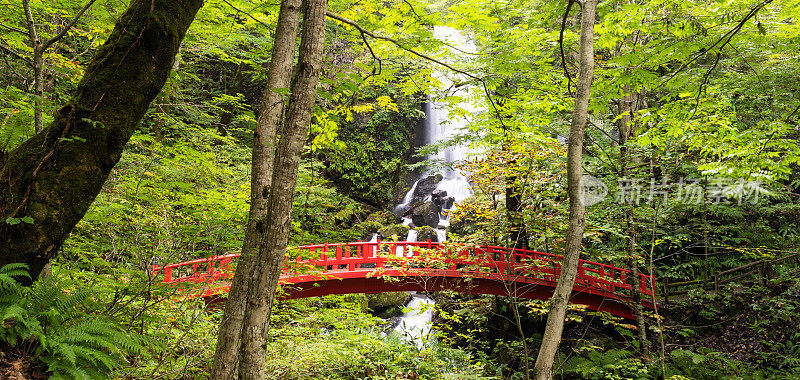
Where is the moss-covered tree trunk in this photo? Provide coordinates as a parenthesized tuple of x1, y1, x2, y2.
(236, 0, 327, 377)
(210, 0, 302, 377)
(0, 0, 203, 281)
(533, 0, 597, 378)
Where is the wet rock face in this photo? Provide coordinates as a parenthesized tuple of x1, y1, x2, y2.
(423, 202, 440, 228)
(393, 174, 442, 218)
(414, 174, 442, 201)
(431, 189, 455, 211)
(406, 201, 439, 228)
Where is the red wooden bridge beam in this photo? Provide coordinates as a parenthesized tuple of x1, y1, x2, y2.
(154, 241, 657, 319)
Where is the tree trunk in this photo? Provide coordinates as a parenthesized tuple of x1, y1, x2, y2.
(22, 0, 99, 134)
(533, 1, 597, 379)
(22, 0, 44, 133)
(618, 85, 649, 355)
(506, 158, 528, 249)
(209, 0, 302, 377)
(33, 54, 44, 133)
(217, 62, 247, 137)
(0, 0, 203, 282)
(236, 0, 327, 377)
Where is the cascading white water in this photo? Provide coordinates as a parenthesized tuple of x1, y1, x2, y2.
(395, 26, 478, 240)
(425, 26, 477, 212)
(392, 293, 436, 348)
(391, 229, 435, 347)
(394, 180, 420, 215)
(390, 26, 481, 348)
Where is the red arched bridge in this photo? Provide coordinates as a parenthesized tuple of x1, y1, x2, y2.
(154, 240, 656, 319)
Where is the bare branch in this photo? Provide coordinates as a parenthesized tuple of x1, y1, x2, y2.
(326, 12, 477, 81)
(0, 44, 33, 66)
(0, 21, 27, 35)
(325, 11, 507, 128)
(359, 28, 381, 77)
(559, 0, 576, 96)
(218, 0, 272, 30)
(42, 0, 99, 51)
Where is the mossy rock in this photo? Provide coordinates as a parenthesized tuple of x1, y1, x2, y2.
(416, 226, 439, 242)
(360, 220, 382, 233)
(379, 224, 410, 240)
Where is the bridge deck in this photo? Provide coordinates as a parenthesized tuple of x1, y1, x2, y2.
(154, 241, 656, 319)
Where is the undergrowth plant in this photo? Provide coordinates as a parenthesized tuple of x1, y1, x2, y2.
(0, 264, 147, 379)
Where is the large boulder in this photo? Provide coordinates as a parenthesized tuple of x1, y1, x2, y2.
(406, 200, 439, 228)
(413, 174, 442, 201)
(431, 189, 447, 206)
(423, 202, 440, 228)
(411, 213, 426, 228)
(432, 189, 455, 211)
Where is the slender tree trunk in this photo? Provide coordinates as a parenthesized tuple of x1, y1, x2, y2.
(210, 0, 302, 377)
(236, 0, 327, 378)
(0, 0, 203, 282)
(22, 0, 44, 133)
(33, 56, 44, 133)
(618, 85, 649, 355)
(217, 62, 247, 137)
(533, 1, 597, 378)
(507, 170, 528, 249)
(22, 0, 98, 134)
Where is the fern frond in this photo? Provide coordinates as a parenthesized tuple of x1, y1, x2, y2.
(26, 276, 65, 313)
(0, 263, 30, 276)
(69, 344, 118, 371)
(0, 269, 145, 379)
(0, 263, 29, 291)
(53, 288, 92, 316)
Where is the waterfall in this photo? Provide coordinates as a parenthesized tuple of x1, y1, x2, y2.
(397, 25, 479, 243)
(390, 26, 480, 348)
(394, 180, 419, 215)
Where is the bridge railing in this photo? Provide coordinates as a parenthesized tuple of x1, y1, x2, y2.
(153, 241, 655, 299)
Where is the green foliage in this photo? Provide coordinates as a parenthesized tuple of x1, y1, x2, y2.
(291, 159, 374, 245)
(451, 136, 568, 251)
(321, 85, 425, 207)
(65, 126, 251, 267)
(668, 348, 760, 380)
(0, 264, 146, 379)
(561, 349, 650, 380)
(265, 297, 489, 379)
(0, 86, 35, 151)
